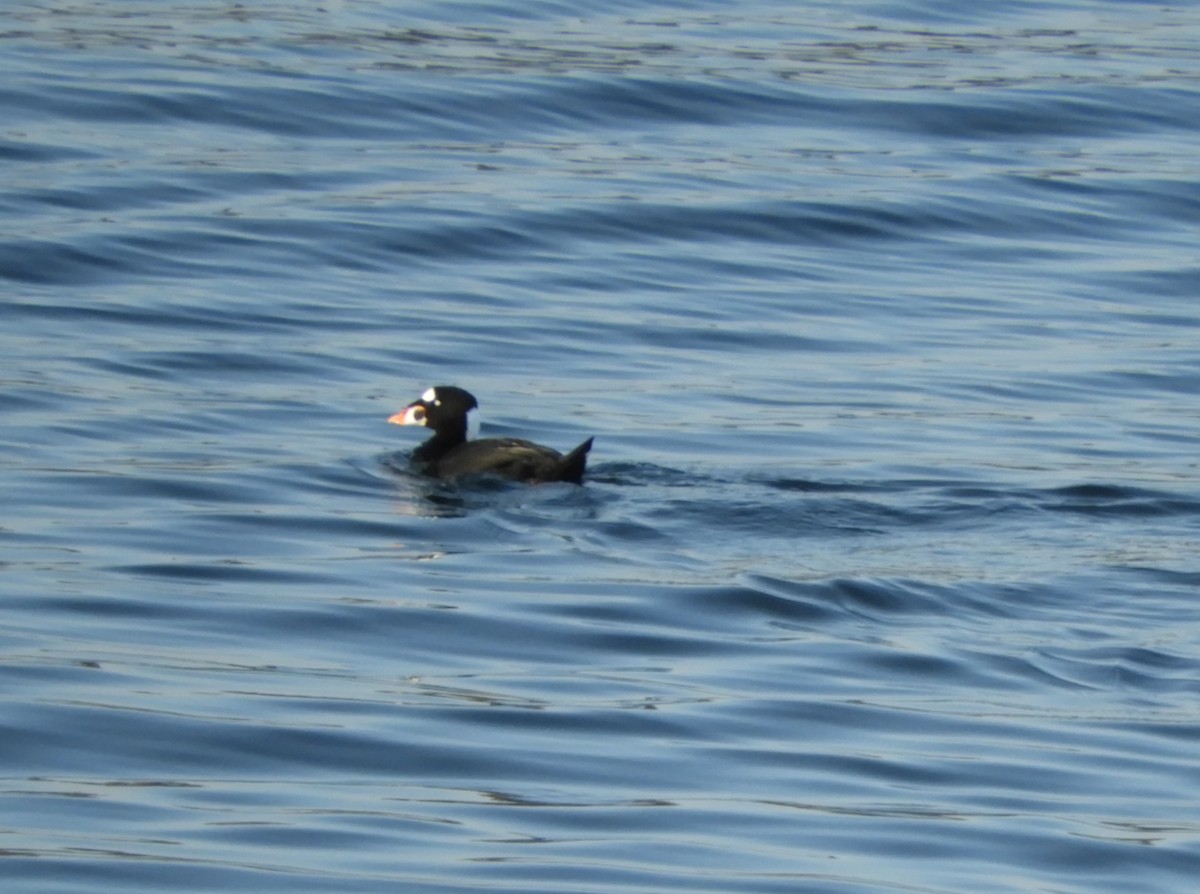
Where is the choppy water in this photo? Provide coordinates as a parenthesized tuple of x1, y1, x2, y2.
(3, 1, 1200, 891)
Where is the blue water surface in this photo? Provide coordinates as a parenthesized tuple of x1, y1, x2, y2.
(3, 1, 1199, 892)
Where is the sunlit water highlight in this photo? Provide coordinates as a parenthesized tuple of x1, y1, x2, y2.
(3, 2, 1199, 892)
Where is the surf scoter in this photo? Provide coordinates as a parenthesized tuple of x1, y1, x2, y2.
(388, 386, 593, 484)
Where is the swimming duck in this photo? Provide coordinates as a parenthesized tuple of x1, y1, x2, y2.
(389, 386, 593, 484)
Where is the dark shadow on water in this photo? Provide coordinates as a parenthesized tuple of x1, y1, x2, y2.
(378, 450, 614, 517)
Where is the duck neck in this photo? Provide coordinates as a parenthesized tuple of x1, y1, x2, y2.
(414, 427, 466, 463)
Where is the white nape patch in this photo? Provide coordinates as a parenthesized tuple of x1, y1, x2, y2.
(421, 387, 438, 403)
(465, 406, 481, 441)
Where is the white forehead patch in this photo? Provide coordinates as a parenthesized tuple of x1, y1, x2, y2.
(421, 387, 437, 403)
(465, 406, 481, 441)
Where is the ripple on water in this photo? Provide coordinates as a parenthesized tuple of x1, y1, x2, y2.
(4, 2, 1200, 893)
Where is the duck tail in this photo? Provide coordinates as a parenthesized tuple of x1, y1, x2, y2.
(557, 437, 594, 484)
